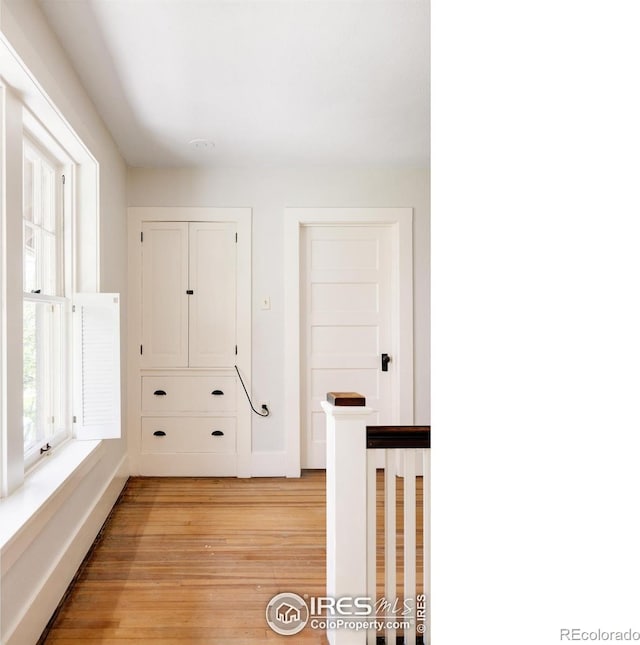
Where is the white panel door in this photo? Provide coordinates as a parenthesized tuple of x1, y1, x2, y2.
(141, 222, 189, 367)
(188, 222, 237, 367)
(301, 225, 393, 468)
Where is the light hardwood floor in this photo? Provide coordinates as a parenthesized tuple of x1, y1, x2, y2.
(41, 472, 330, 644)
(41, 470, 423, 644)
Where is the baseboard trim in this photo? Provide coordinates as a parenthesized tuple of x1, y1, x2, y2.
(36, 469, 130, 645)
(4, 454, 128, 645)
(250, 451, 290, 477)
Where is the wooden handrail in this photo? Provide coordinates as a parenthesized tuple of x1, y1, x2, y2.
(366, 425, 430, 449)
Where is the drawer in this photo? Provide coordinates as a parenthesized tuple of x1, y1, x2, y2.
(141, 417, 236, 454)
(141, 376, 236, 412)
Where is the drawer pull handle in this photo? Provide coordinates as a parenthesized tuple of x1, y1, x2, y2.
(153, 430, 167, 437)
(211, 389, 224, 396)
(211, 430, 225, 436)
(153, 390, 167, 396)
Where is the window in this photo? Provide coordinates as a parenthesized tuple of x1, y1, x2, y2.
(23, 141, 60, 296)
(1, 62, 120, 498)
(22, 137, 71, 466)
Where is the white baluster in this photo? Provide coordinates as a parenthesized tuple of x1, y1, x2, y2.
(404, 449, 417, 645)
(384, 450, 397, 645)
(366, 450, 378, 645)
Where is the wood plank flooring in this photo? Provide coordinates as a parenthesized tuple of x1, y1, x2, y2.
(42, 472, 329, 644)
(41, 469, 424, 644)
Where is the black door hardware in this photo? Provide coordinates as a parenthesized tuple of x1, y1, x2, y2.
(153, 430, 166, 436)
(153, 390, 167, 396)
(211, 430, 225, 436)
(381, 353, 391, 372)
(186, 290, 194, 294)
(211, 390, 224, 396)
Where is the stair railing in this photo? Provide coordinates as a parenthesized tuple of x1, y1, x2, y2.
(322, 393, 430, 645)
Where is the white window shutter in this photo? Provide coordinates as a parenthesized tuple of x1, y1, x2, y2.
(73, 293, 121, 440)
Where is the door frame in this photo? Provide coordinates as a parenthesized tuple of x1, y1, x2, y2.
(284, 208, 414, 477)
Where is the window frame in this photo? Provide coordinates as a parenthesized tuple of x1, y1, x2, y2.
(1, 48, 104, 498)
(21, 131, 74, 470)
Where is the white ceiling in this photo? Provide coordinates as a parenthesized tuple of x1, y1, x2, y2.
(38, 0, 429, 168)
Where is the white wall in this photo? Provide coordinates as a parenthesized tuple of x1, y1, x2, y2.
(0, 1, 128, 643)
(128, 166, 429, 453)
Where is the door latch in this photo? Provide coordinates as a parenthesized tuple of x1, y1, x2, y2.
(381, 353, 391, 372)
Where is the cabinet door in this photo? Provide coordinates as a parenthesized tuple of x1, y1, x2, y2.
(141, 222, 189, 367)
(189, 222, 237, 367)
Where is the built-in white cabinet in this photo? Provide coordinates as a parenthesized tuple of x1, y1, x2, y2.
(128, 208, 251, 477)
(141, 221, 236, 368)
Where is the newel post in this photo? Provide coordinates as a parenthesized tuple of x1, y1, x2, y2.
(322, 392, 374, 645)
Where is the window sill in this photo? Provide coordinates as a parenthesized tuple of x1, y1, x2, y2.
(0, 439, 104, 575)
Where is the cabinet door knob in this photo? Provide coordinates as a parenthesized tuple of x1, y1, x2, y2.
(153, 430, 166, 437)
(211, 389, 224, 396)
(153, 390, 167, 396)
(211, 430, 225, 436)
